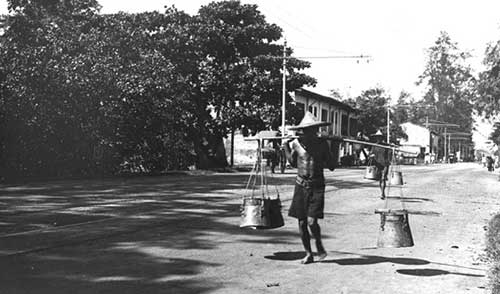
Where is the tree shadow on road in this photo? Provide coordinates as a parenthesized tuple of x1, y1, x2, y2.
(0, 173, 307, 293)
(0, 248, 221, 294)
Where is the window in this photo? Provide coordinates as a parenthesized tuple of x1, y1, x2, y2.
(341, 113, 348, 136)
(333, 111, 338, 135)
(321, 109, 328, 122)
(330, 110, 335, 134)
(349, 117, 358, 137)
(308, 105, 318, 117)
(320, 108, 329, 133)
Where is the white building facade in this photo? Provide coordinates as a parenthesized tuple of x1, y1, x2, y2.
(293, 88, 358, 137)
(292, 88, 359, 165)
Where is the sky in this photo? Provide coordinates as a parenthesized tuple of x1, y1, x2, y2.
(97, 0, 500, 100)
(2, 0, 500, 99)
(1, 0, 500, 149)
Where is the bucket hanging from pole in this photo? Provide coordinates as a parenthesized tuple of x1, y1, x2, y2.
(240, 136, 284, 229)
(389, 164, 404, 186)
(375, 208, 414, 248)
(240, 198, 270, 228)
(364, 159, 380, 180)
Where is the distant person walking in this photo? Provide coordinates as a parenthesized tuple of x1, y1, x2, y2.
(368, 130, 392, 199)
(424, 153, 430, 165)
(487, 156, 495, 172)
(283, 112, 336, 264)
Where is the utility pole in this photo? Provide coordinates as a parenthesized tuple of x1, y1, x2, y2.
(443, 127, 448, 163)
(282, 39, 287, 136)
(387, 103, 390, 143)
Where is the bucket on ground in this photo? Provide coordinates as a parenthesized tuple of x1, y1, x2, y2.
(375, 208, 414, 248)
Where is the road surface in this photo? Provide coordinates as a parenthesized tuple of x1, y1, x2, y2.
(0, 163, 496, 293)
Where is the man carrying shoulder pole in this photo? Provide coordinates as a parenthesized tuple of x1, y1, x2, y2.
(282, 112, 336, 264)
(368, 130, 392, 199)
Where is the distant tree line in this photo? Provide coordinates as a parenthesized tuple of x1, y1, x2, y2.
(0, 0, 315, 179)
(343, 31, 476, 145)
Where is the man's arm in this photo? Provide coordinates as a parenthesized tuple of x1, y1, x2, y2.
(282, 139, 297, 168)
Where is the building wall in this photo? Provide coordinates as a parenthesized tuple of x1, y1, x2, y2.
(400, 122, 431, 153)
(294, 92, 357, 137)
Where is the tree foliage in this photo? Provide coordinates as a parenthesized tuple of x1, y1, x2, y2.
(417, 31, 475, 132)
(0, 0, 315, 179)
(346, 87, 406, 143)
(194, 1, 315, 133)
(476, 40, 500, 118)
(489, 122, 500, 147)
(392, 91, 435, 126)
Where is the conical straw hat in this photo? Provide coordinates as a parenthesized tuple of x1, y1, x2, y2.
(288, 111, 330, 130)
(371, 129, 384, 137)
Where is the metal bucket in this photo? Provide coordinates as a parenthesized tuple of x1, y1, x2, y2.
(364, 165, 380, 180)
(260, 198, 284, 229)
(375, 209, 414, 248)
(389, 171, 404, 185)
(240, 198, 270, 229)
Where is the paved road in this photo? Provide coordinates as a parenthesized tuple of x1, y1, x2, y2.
(0, 163, 496, 293)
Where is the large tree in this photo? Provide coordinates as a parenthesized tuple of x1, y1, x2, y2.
(476, 38, 500, 118)
(0, 0, 108, 177)
(189, 0, 315, 168)
(417, 31, 475, 132)
(0, 0, 316, 178)
(0, 1, 201, 177)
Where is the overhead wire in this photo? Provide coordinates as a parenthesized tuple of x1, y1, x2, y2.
(257, 1, 371, 62)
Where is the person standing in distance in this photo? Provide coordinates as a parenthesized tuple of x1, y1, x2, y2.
(282, 112, 336, 264)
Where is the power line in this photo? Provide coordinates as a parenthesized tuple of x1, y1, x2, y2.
(293, 46, 352, 55)
(262, 8, 315, 40)
(294, 55, 372, 60)
(264, 1, 319, 39)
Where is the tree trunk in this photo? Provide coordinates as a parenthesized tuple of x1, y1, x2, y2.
(193, 135, 228, 169)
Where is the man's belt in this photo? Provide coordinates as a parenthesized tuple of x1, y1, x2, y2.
(295, 175, 325, 188)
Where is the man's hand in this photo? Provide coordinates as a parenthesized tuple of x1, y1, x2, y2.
(282, 136, 294, 147)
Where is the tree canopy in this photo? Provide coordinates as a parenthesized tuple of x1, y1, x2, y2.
(0, 0, 315, 179)
(417, 31, 475, 132)
(476, 39, 500, 118)
(344, 87, 406, 143)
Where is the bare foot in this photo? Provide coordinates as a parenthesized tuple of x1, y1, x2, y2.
(317, 251, 327, 261)
(300, 255, 314, 264)
(380, 195, 386, 200)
